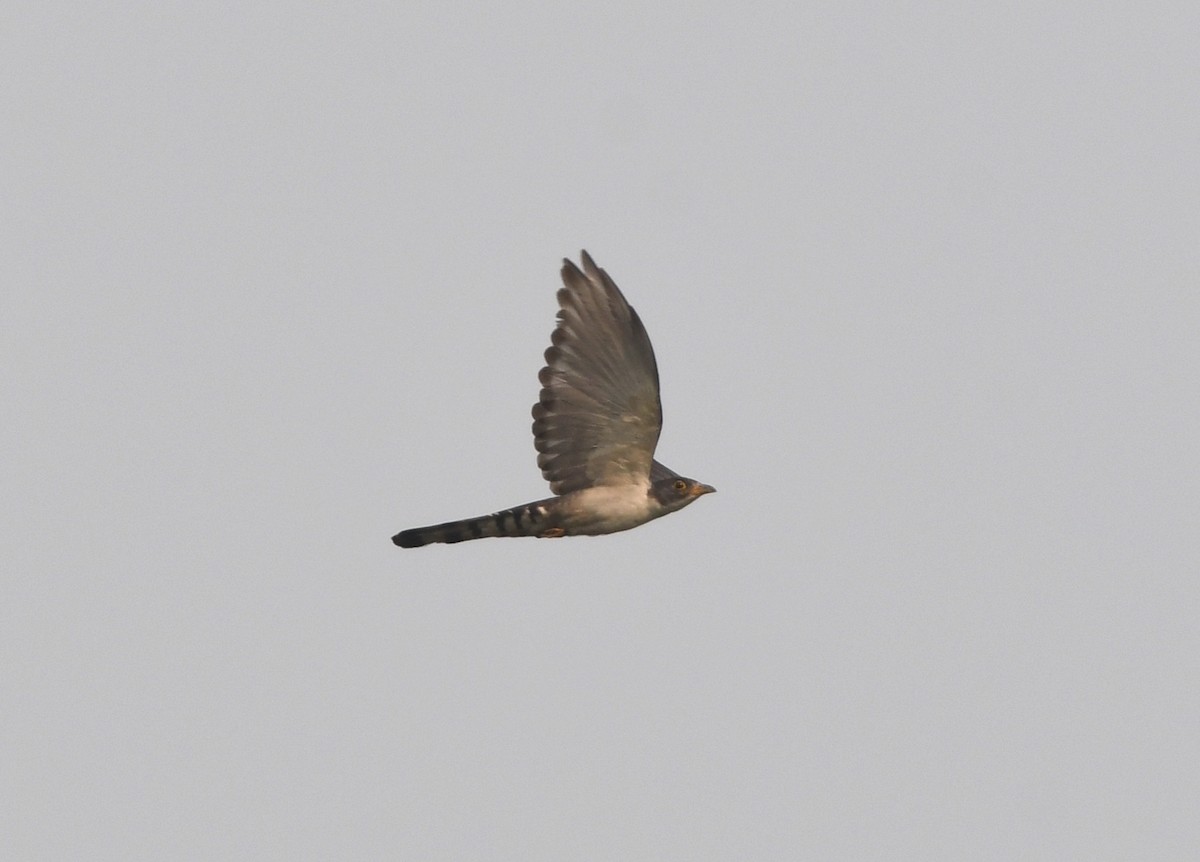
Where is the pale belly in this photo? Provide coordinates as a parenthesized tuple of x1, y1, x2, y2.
(559, 483, 661, 536)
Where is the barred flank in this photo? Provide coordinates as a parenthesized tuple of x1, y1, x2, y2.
(392, 500, 558, 548)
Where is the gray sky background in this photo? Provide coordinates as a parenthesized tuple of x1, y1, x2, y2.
(4, 3, 1198, 859)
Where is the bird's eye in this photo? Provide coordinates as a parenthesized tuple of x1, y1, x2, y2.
(673, 479, 688, 493)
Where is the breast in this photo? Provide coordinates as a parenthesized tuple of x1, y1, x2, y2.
(560, 482, 660, 536)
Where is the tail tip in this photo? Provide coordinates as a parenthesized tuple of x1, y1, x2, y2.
(393, 530, 423, 548)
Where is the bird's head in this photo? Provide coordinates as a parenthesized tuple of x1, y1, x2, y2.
(649, 475, 716, 512)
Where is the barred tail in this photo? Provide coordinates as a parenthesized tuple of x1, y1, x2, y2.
(392, 499, 560, 548)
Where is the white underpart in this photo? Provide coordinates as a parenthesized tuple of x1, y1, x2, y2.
(560, 478, 662, 535)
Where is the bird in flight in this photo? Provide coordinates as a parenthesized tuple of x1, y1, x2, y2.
(392, 251, 715, 548)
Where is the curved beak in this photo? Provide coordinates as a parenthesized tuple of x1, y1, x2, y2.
(690, 483, 716, 497)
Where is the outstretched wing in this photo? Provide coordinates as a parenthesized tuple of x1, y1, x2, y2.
(532, 251, 663, 494)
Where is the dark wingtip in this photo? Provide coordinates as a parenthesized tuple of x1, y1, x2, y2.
(561, 258, 583, 281)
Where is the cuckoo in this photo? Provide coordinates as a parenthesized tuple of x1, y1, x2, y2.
(392, 251, 715, 548)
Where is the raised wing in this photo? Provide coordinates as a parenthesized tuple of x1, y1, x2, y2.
(532, 251, 663, 494)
